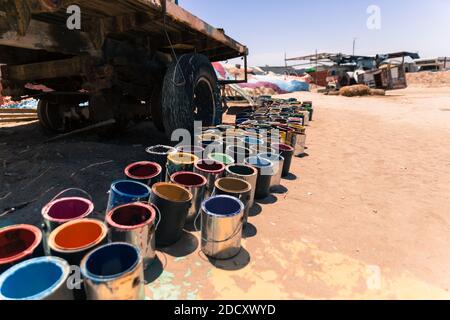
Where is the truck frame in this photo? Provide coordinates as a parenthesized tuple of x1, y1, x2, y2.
(0, 0, 248, 136)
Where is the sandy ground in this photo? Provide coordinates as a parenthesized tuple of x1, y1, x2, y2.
(1, 86, 450, 299)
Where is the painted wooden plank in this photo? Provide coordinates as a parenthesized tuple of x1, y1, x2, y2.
(0, 113, 37, 118)
(0, 108, 37, 114)
(0, 16, 98, 56)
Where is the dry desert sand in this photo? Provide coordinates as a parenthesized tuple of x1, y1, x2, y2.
(211, 86, 450, 299)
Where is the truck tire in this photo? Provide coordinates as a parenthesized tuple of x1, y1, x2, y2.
(161, 54, 222, 137)
(37, 100, 67, 133)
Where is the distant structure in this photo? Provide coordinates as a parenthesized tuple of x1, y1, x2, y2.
(284, 52, 420, 90)
(257, 66, 303, 76)
(414, 57, 449, 72)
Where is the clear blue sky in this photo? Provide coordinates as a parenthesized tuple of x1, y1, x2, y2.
(181, 0, 450, 66)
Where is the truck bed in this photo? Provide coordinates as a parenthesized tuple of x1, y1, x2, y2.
(0, 0, 247, 62)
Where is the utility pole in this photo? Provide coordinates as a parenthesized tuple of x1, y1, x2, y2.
(353, 37, 358, 56)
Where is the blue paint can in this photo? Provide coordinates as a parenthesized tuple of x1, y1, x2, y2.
(106, 180, 151, 213)
(80, 243, 144, 300)
(200, 195, 244, 260)
(0, 257, 72, 300)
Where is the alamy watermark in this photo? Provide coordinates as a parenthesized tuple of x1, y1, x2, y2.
(66, 5, 81, 30)
(367, 5, 381, 30)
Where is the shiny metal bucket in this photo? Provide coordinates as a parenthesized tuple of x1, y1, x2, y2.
(145, 145, 176, 180)
(257, 153, 285, 189)
(41, 188, 94, 235)
(201, 196, 244, 260)
(213, 177, 252, 225)
(106, 202, 157, 267)
(170, 171, 207, 223)
(80, 243, 144, 300)
(299, 110, 310, 126)
(194, 160, 225, 199)
(296, 133, 307, 155)
(284, 129, 306, 156)
(166, 152, 199, 180)
(225, 164, 258, 210)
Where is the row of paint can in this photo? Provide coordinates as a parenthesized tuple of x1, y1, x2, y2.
(0, 186, 154, 300)
(0, 100, 313, 300)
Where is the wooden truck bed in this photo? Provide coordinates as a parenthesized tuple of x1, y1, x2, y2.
(0, 0, 247, 62)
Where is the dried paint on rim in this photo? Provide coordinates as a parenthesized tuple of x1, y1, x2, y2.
(167, 152, 199, 165)
(145, 145, 176, 155)
(0, 225, 42, 265)
(151, 182, 193, 203)
(80, 242, 141, 282)
(170, 171, 208, 188)
(41, 197, 94, 223)
(272, 143, 295, 152)
(0, 257, 70, 300)
(106, 202, 156, 231)
(110, 180, 151, 199)
(225, 164, 258, 177)
(48, 219, 108, 252)
(194, 159, 226, 174)
(124, 161, 162, 180)
(215, 177, 252, 194)
(202, 195, 244, 218)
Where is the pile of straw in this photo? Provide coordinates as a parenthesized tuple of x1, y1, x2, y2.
(339, 85, 371, 97)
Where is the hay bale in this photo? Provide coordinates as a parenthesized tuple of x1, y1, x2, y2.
(370, 89, 386, 96)
(339, 85, 371, 97)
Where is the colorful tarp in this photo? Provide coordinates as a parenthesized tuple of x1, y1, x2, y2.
(212, 62, 310, 94)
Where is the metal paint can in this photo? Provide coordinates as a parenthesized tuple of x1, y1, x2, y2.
(0, 257, 72, 300)
(170, 172, 207, 223)
(80, 243, 144, 300)
(214, 177, 252, 225)
(258, 153, 285, 189)
(201, 195, 244, 260)
(272, 143, 295, 177)
(106, 180, 151, 213)
(150, 183, 193, 247)
(41, 188, 94, 234)
(124, 161, 162, 187)
(0, 225, 44, 274)
(194, 160, 225, 199)
(166, 152, 199, 179)
(145, 145, 176, 180)
(225, 164, 258, 210)
(244, 156, 274, 200)
(48, 218, 108, 265)
(106, 202, 157, 266)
